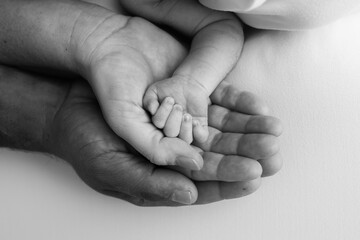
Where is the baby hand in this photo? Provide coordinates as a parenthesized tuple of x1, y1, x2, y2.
(144, 76, 210, 144)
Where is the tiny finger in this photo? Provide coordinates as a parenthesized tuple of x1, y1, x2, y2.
(179, 113, 193, 144)
(147, 100, 160, 115)
(143, 88, 160, 115)
(193, 120, 209, 143)
(164, 104, 183, 137)
(152, 97, 175, 129)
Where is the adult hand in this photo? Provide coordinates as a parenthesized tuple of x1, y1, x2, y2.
(0, 0, 284, 204)
(112, 0, 283, 177)
(86, 0, 283, 177)
(76, 0, 282, 172)
(69, 2, 282, 205)
(76, 0, 277, 171)
(0, 59, 281, 206)
(44, 78, 281, 206)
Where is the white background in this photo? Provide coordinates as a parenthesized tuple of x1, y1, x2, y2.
(1, 1, 360, 239)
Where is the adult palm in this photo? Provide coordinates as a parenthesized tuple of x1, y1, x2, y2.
(81, 15, 205, 169)
(46, 79, 281, 206)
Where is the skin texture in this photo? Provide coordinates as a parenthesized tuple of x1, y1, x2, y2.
(82, 16, 206, 169)
(81, 0, 245, 168)
(0, 65, 282, 206)
(0, 0, 283, 205)
(0, 0, 280, 170)
(81, 13, 282, 176)
(0, 0, 243, 169)
(133, 0, 244, 144)
(116, 0, 244, 144)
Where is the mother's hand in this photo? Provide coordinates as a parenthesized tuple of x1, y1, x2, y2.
(45, 78, 281, 206)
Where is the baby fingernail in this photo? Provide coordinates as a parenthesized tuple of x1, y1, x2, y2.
(174, 104, 183, 111)
(164, 97, 175, 105)
(193, 120, 200, 126)
(183, 114, 192, 122)
(176, 156, 201, 170)
(171, 190, 192, 205)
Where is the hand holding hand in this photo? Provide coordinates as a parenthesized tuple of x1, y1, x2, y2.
(45, 79, 281, 206)
(76, 1, 246, 169)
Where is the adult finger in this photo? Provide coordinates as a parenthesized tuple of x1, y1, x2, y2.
(83, 152, 262, 206)
(83, 153, 199, 205)
(101, 178, 262, 206)
(258, 153, 283, 177)
(70, 126, 201, 206)
(171, 152, 263, 182)
(195, 178, 261, 204)
(51, 84, 199, 205)
(209, 104, 282, 136)
(210, 82, 271, 115)
(195, 127, 280, 160)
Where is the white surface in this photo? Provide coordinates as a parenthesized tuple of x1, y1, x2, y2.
(1, 6, 360, 240)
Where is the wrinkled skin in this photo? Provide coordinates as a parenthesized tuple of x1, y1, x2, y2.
(44, 78, 282, 206)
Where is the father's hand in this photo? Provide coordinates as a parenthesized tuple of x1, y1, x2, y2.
(116, 0, 283, 177)
(0, 65, 281, 206)
(46, 79, 281, 206)
(74, 0, 244, 169)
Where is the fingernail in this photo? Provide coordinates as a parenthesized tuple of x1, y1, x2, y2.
(176, 156, 201, 170)
(174, 104, 183, 112)
(193, 120, 200, 126)
(183, 114, 192, 122)
(164, 97, 175, 105)
(171, 190, 192, 205)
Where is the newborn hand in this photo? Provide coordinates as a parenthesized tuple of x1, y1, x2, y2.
(78, 15, 207, 170)
(143, 76, 209, 144)
(122, 0, 244, 144)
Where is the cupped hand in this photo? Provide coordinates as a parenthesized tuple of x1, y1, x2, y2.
(77, 0, 245, 169)
(45, 79, 281, 206)
(79, 15, 206, 170)
(115, 0, 283, 177)
(121, 0, 244, 143)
